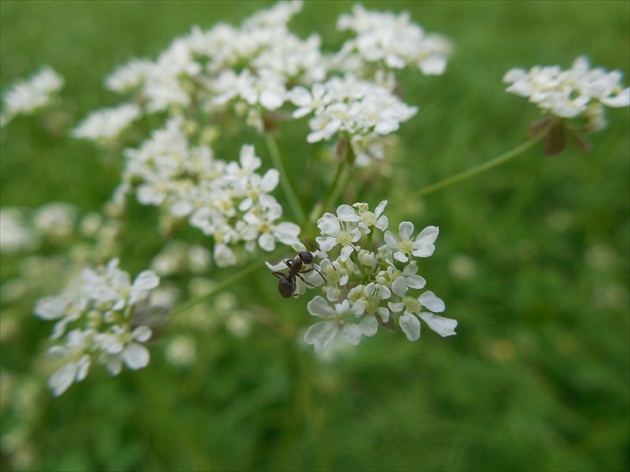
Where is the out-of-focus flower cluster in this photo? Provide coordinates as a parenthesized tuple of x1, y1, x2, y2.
(333, 4, 452, 78)
(504, 56, 630, 131)
(33, 258, 160, 396)
(0, 66, 64, 127)
(267, 201, 457, 353)
(114, 117, 300, 266)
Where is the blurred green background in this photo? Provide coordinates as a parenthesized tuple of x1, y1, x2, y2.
(1, 1, 628, 471)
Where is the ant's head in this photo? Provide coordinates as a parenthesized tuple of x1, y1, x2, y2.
(298, 251, 314, 264)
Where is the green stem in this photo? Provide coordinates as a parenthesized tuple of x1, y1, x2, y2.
(265, 133, 306, 225)
(397, 137, 542, 201)
(169, 248, 286, 317)
(320, 159, 350, 217)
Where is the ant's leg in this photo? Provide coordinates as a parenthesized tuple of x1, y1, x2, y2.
(301, 266, 327, 284)
(272, 271, 288, 279)
(295, 272, 326, 292)
(303, 239, 321, 253)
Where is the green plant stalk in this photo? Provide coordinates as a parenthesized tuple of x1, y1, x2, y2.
(398, 137, 542, 201)
(265, 133, 306, 225)
(320, 159, 350, 216)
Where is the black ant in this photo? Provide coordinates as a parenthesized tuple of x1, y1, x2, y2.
(272, 241, 326, 298)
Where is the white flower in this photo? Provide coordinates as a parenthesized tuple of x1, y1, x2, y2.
(0, 208, 39, 254)
(504, 56, 629, 128)
(389, 291, 456, 341)
(334, 5, 452, 77)
(275, 200, 454, 353)
(316, 208, 362, 261)
(33, 259, 161, 396)
(32, 202, 78, 240)
(292, 76, 416, 164)
(72, 103, 141, 142)
(1, 66, 64, 125)
(383, 223, 439, 263)
(304, 296, 366, 353)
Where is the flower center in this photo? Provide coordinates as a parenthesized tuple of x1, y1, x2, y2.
(338, 230, 355, 246)
(397, 239, 414, 254)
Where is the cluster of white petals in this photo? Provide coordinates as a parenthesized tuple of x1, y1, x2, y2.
(0, 66, 64, 126)
(504, 56, 630, 130)
(0, 208, 40, 254)
(90, 0, 323, 134)
(115, 118, 299, 266)
(33, 258, 160, 396)
(289, 76, 417, 166)
(268, 201, 456, 353)
(72, 103, 141, 142)
(333, 5, 452, 77)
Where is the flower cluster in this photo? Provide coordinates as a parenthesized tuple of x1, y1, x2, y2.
(72, 103, 142, 142)
(289, 76, 418, 166)
(71, 0, 324, 137)
(0, 66, 64, 127)
(114, 117, 299, 266)
(504, 56, 630, 130)
(33, 258, 160, 396)
(333, 4, 452, 78)
(268, 201, 457, 353)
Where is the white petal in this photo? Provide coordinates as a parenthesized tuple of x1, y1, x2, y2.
(132, 325, 152, 342)
(258, 232, 276, 252)
(304, 321, 339, 354)
(340, 245, 355, 262)
(392, 277, 408, 297)
(399, 221, 415, 240)
(49, 363, 78, 396)
(317, 213, 340, 235)
(336, 204, 360, 222)
(413, 226, 439, 257)
(76, 355, 91, 381)
(122, 343, 150, 369)
(388, 301, 405, 313)
(375, 200, 388, 216)
(289, 86, 312, 107)
(419, 291, 445, 312)
(342, 323, 362, 345)
(359, 315, 378, 336)
(601, 87, 630, 107)
(383, 230, 397, 249)
(133, 270, 160, 291)
(406, 274, 426, 289)
(34, 296, 67, 320)
(273, 222, 300, 245)
(307, 296, 334, 318)
(393, 251, 409, 263)
(419, 313, 457, 337)
(399, 312, 421, 341)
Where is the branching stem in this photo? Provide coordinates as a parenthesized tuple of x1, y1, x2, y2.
(395, 137, 542, 202)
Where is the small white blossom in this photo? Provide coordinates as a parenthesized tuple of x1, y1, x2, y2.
(269, 200, 456, 353)
(305, 296, 366, 354)
(333, 5, 452, 77)
(383, 223, 439, 263)
(1, 66, 64, 126)
(33, 259, 160, 396)
(0, 208, 39, 254)
(116, 118, 297, 265)
(504, 56, 629, 130)
(290, 76, 417, 166)
(72, 103, 141, 142)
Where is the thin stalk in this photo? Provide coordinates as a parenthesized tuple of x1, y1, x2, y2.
(320, 159, 350, 217)
(396, 137, 542, 202)
(265, 133, 306, 224)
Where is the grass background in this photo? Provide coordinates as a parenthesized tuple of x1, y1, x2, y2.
(1, 1, 629, 471)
